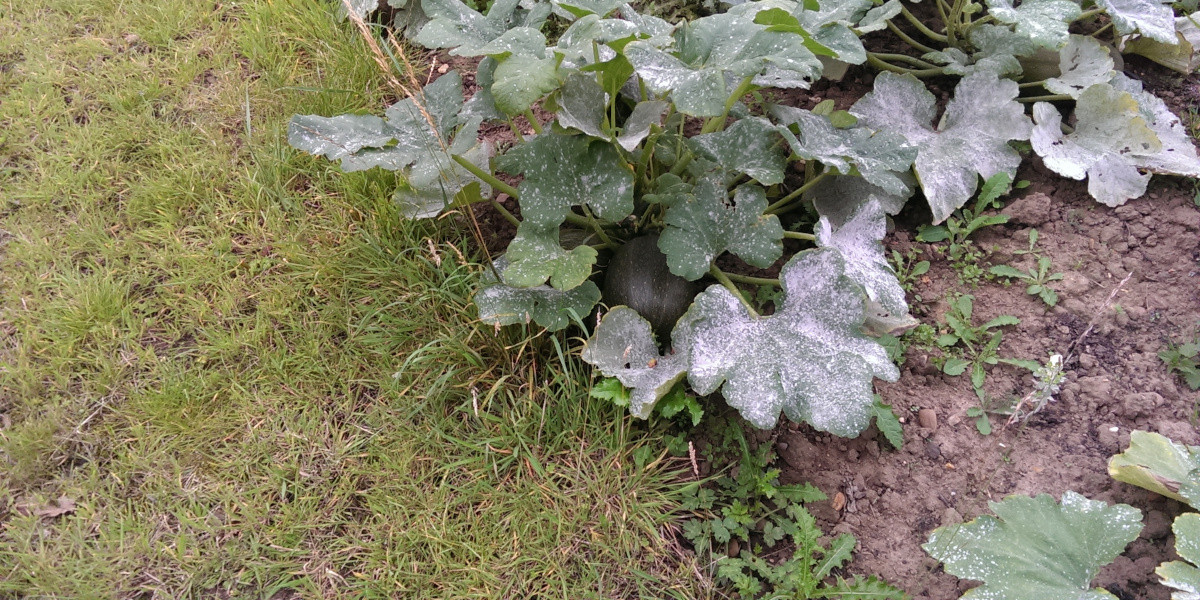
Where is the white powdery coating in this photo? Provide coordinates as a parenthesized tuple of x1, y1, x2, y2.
(816, 197, 909, 316)
(1044, 36, 1115, 98)
(580, 307, 689, 418)
(683, 249, 898, 435)
(1095, 0, 1178, 42)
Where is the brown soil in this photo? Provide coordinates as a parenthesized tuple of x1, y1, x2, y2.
(440, 39, 1200, 599)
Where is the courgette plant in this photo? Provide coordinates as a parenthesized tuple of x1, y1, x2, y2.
(291, 0, 1200, 437)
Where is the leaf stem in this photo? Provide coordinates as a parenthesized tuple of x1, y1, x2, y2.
(1018, 94, 1073, 103)
(579, 204, 615, 247)
(490, 199, 521, 227)
(782, 231, 816, 241)
(1079, 7, 1105, 20)
(523, 109, 543, 135)
(866, 55, 944, 77)
(886, 20, 938, 54)
(1089, 22, 1114, 38)
(1018, 80, 1048, 89)
(767, 171, 830, 214)
(723, 272, 781, 286)
(900, 5, 948, 42)
(709, 264, 759, 318)
(701, 76, 755, 135)
(869, 52, 941, 70)
(452, 154, 520, 199)
(506, 117, 526, 143)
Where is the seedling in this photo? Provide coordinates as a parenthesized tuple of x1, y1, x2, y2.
(1160, 335, 1200, 391)
(989, 229, 1063, 307)
(918, 174, 1019, 283)
(937, 294, 1019, 400)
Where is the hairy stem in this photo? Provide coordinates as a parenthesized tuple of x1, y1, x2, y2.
(579, 204, 615, 247)
(523, 109, 543, 135)
(490, 200, 521, 227)
(723, 272, 781, 286)
(869, 52, 941, 69)
(1018, 94, 1073, 102)
(709, 265, 759, 318)
(866, 55, 945, 77)
(766, 171, 830, 214)
(453, 154, 520, 199)
(700, 76, 755, 135)
(782, 231, 817, 241)
(886, 20, 938, 54)
(900, 5, 949, 42)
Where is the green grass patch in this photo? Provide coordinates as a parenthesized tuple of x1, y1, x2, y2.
(0, 0, 705, 597)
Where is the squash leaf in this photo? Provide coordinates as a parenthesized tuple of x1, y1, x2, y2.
(770, 104, 916, 196)
(1095, 0, 1178, 43)
(689, 117, 789, 185)
(497, 132, 635, 227)
(492, 54, 562, 115)
(415, 0, 551, 55)
(985, 0, 1081, 49)
(805, 173, 916, 228)
(1030, 83, 1165, 207)
(624, 11, 822, 117)
(581, 307, 692, 418)
(1108, 430, 1200, 507)
(816, 197, 909, 317)
(502, 223, 598, 290)
(681, 248, 899, 434)
(1044, 36, 1116, 98)
(476, 257, 601, 331)
(924, 492, 1144, 600)
(1158, 513, 1200, 600)
(658, 179, 785, 281)
(851, 72, 1030, 224)
(1110, 74, 1200, 179)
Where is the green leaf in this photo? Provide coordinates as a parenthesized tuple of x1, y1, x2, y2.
(982, 315, 1020, 329)
(287, 114, 397, 165)
(1095, 0, 1178, 42)
(657, 384, 704, 425)
(555, 71, 607, 138)
(581, 307, 692, 418)
(1044, 36, 1116, 99)
(616, 100, 669, 151)
(851, 73, 1031, 224)
(681, 248, 900, 434)
(689, 117, 788, 185)
(989, 264, 1031, 279)
(872, 397, 904, 449)
(816, 197, 910, 316)
(590, 377, 631, 406)
(659, 179, 785, 281)
(1108, 430, 1200, 507)
(924, 492, 1144, 600)
(502, 223, 598, 290)
(819, 575, 908, 600)
(492, 54, 561, 115)
(552, 0, 625, 18)
(985, 0, 1081, 49)
(943, 357, 970, 376)
(1030, 84, 1160, 207)
(624, 11, 822, 117)
(1158, 513, 1200, 600)
(498, 133, 635, 227)
(415, 0, 550, 54)
(475, 258, 602, 331)
(771, 105, 916, 195)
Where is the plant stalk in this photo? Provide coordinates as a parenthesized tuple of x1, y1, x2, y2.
(723, 272, 781, 286)
(886, 21, 938, 54)
(900, 5, 948, 42)
(700, 76, 755, 135)
(869, 52, 941, 70)
(766, 171, 830, 214)
(1018, 94, 1073, 103)
(523, 109, 543, 135)
(709, 265, 759, 318)
(452, 154, 520, 199)
(866, 55, 944, 77)
(782, 231, 816, 241)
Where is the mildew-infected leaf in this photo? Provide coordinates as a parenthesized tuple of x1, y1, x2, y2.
(658, 179, 784, 281)
(492, 54, 561, 115)
(816, 197, 909, 316)
(497, 132, 635, 227)
(986, 0, 1081, 49)
(689, 117, 788, 185)
(1096, 0, 1178, 43)
(1110, 74, 1200, 178)
(616, 100, 669, 151)
(416, 0, 551, 54)
(851, 72, 1030, 224)
(1158, 513, 1200, 600)
(503, 223, 598, 290)
(681, 248, 899, 434)
(924, 492, 1143, 600)
(771, 105, 916, 195)
(804, 173, 915, 228)
(581, 307, 691, 418)
(1044, 36, 1116, 98)
(476, 257, 601, 330)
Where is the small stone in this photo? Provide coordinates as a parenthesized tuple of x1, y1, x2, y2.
(942, 507, 963, 527)
(437, 63, 450, 74)
(777, 442, 789, 451)
(847, 449, 859, 461)
(1122, 392, 1163, 418)
(924, 442, 942, 460)
(1143, 510, 1172, 539)
(866, 441, 880, 458)
(917, 408, 938, 430)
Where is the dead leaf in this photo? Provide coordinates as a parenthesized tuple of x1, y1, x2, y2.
(33, 496, 77, 519)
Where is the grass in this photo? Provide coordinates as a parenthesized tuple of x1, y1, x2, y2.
(0, 0, 706, 597)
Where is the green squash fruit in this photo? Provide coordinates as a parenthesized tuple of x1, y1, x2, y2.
(602, 234, 700, 342)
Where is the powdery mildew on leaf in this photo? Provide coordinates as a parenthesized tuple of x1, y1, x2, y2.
(502, 223, 598, 290)
(1095, 0, 1178, 42)
(924, 492, 1143, 600)
(804, 173, 916, 228)
(985, 0, 1081, 48)
(1110, 74, 1200, 178)
(770, 105, 916, 195)
(617, 101, 669, 151)
(658, 179, 784, 281)
(816, 197, 909, 317)
(497, 132, 634, 227)
(851, 72, 1030, 224)
(1031, 83, 1161, 207)
(581, 307, 691, 418)
(681, 248, 899, 434)
(1044, 36, 1116, 98)
(689, 117, 788, 185)
(416, 0, 551, 55)
(476, 258, 601, 331)
(556, 72, 608, 138)
(624, 11, 822, 117)
(1158, 513, 1200, 600)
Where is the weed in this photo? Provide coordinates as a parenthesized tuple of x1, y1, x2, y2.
(937, 294, 1020, 401)
(1160, 333, 1200, 391)
(917, 174, 1023, 285)
(989, 229, 1064, 307)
